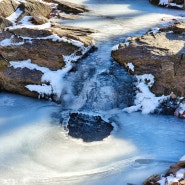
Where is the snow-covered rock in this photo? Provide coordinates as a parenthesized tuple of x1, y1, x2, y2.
(112, 22, 185, 115)
(0, 0, 95, 101)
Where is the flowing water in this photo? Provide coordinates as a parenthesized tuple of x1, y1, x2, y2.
(1, 0, 185, 185)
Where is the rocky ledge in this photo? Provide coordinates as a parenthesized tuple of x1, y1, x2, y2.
(0, 0, 95, 101)
(112, 22, 185, 117)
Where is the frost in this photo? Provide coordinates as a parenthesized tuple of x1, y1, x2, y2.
(10, 59, 49, 73)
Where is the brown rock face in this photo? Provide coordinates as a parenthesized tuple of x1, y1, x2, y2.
(111, 22, 185, 97)
(20, 0, 52, 19)
(0, 0, 19, 18)
(0, 67, 43, 98)
(0, 23, 94, 71)
(0, 0, 94, 100)
(0, 17, 12, 32)
(0, 23, 94, 98)
(53, 0, 89, 14)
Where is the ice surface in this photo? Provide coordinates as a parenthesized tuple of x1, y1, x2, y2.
(0, 93, 185, 185)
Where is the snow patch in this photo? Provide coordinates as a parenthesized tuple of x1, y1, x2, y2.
(127, 62, 134, 72)
(180, 155, 185, 161)
(10, 59, 72, 99)
(159, 0, 183, 8)
(123, 74, 166, 114)
(63, 44, 94, 63)
(0, 35, 25, 46)
(148, 27, 160, 34)
(10, 59, 49, 73)
(111, 44, 119, 51)
(7, 8, 23, 23)
(158, 169, 185, 185)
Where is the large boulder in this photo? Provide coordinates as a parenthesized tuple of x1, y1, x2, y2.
(0, 0, 19, 18)
(0, 0, 95, 100)
(111, 22, 185, 97)
(19, 0, 52, 18)
(0, 23, 94, 99)
(61, 113, 114, 142)
(0, 66, 43, 98)
(0, 23, 94, 70)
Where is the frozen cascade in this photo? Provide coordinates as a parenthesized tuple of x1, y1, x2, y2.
(60, 40, 136, 112)
(0, 0, 185, 185)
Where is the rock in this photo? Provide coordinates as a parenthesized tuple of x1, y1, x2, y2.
(0, 67, 43, 98)
(19, 0, 52, 19)
(149, 0, 160, 5)
(58, 13, 80, 20)
(0, 0, 95, 100)
(144, 160, 185, 185)
(31, 15, 49, 25)
(165, 161, 185, 176)
(62, 113, 114, 142)
(53, 0, 89, 14)
(155, 96, 180, 115)
(180, 180, 185, 185)
(0, 17, 12, 32)
(0, 0, 19, 18)
(0, 23, 94, 70)
(171, 182, 179, 185)
(0, 23, 94, 99)
(160, 22, 185, 34)
(143, 174, 161, 185)
(111, 22, 185, 98)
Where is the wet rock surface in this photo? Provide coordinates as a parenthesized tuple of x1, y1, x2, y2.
(64, 113, 114, 142)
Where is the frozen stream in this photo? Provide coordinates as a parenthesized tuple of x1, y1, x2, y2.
(1, 0, 185, 185)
